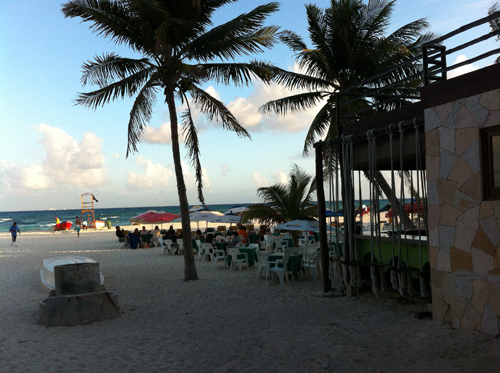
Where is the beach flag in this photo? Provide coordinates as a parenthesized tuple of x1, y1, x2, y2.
(93, 195, 98, 203)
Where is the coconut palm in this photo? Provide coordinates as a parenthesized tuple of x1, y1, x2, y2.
(242, 164, 317, 246)
(263, 0, 434, 152)
(62, 0, 281, 280)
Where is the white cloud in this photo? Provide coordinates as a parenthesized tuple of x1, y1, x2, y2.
(142, 121, 190, 145)
(126, 156, 174, 189)
(228, 79, 319, 134)
(448, 54, 480, 79)
(273, 171, 288, 185)
(1, 124, 106, 192)
(221, 165, 230, 176)
(252, 172, 268, 188)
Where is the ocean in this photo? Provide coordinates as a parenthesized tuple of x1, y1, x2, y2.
(1, 199, 393, 233)
(0, 203, 246, 233)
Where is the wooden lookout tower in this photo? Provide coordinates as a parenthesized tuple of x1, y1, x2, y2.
(81, 193, 97, 229)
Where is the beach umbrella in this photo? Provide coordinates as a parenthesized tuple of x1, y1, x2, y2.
(223, 206, 248, 215)
(189, 205, 209, 212)
(404, 202, 424, 214)
(274, 219, 336, 232)
(385, 202, 424, 218)
(129, 210, 178, 227)
(189, 210, 224, 230)
(325, 209, 343, 217)
(212, 213, 241, 224)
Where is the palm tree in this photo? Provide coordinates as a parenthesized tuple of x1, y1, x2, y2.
(242, 164, 317, 246)
(62, 0, 281, 280)
(260, 0, 432, 288)
(263, 0, 431, 223)
(263, 0, 434, 152)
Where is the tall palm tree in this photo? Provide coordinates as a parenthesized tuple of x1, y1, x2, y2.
(260, 0, 432, 288)
(242, 164, 317, 246)
(263, 0, 434, 152)
(263, 0, 431, 225)
(62, 0, 281, 280)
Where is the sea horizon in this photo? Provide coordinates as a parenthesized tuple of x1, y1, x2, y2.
(1, 199, 392, 233)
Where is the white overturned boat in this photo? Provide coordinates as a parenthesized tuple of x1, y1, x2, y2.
(40, 256, 105, 291)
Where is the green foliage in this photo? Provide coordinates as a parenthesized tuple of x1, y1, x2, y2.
(242, 165, 318, 226)
(261, 0, 434, 154)
(62, 0, 281, 204)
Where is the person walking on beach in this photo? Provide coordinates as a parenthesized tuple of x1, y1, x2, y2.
(75, 216, 82, 238)
(9, 222, 20, 247)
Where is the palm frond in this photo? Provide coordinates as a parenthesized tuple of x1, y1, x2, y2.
(80, 53, 153, 87)
(186, 2, 280, 61)
(303, 103, 333, 154)
(198, 60, 275, 87)
(180, 99, 205, 205)
(76, 64, 156, 109)
(126, 82, 159, 157)
(268, 66, 332, 91)
(62, 0, 145, 53)
(189, 86, 251, 139)
(279, 30, 307, 52)
(261, 91, 327, 116)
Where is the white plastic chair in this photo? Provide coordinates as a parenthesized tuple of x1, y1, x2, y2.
(157, 237, 165, 253)
(301, 251, 321, 282)
(227, 247, 248, 271)
(254, 247, 268, 278)
(196, 239, 203, 259)
(264, 235, 273, 252)
(165, 239, 177, 255)
(177, 240, 184, 255)
(212, 246, 226, 269)
(118, 237, 127, 248)
(266, 253, 291, 286)
(201, 243, 213, 262)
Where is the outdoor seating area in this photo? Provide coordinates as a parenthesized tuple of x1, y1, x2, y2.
(126, 207, 326, 286)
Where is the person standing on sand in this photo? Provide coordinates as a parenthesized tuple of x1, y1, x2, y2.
(75, 216, 82, 238)
(9, 222, 20, 247)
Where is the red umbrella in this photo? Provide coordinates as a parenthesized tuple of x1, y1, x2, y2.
(404, 202, 424, 214)
(129, 210, 179, 225)
(385, 202, 424, 218)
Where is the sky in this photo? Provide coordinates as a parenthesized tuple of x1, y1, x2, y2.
(0, 0, 498, 212)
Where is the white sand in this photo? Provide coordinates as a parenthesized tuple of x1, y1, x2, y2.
(1, 229, 499, 372)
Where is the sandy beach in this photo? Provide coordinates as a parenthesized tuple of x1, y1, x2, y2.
(1, 228, 499, 372)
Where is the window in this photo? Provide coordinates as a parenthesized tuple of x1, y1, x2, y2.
(482, 125, 500, 200)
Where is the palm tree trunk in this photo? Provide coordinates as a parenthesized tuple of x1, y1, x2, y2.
(165, 88, 199, 281)
(371, 171, 414, 229)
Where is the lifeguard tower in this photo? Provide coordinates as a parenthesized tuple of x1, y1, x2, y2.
(81, 193, 97, 230)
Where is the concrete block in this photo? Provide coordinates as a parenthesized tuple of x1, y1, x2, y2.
(38, 290, 120, 326)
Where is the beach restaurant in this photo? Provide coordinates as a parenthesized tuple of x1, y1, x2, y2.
(313, 13, 500, 335)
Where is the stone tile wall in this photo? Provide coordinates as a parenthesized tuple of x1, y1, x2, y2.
(425, 88, 500, 335)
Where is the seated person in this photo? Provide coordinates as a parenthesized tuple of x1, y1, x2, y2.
(165, 227, 179, 254)
(259, 235, 266, 251)
(128, 228, 141, 250)
(115, 226, 125, 238)
(229, 232, 241, 247)
(195, 229, 205, 240)
(237, 226, 249, 244)
(165, 227, 177, 243)
(140, 226, 149, 235)
(205, 233, 216, 248)
(151, 226, 161, 246)
(115, 226, 126, 244)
